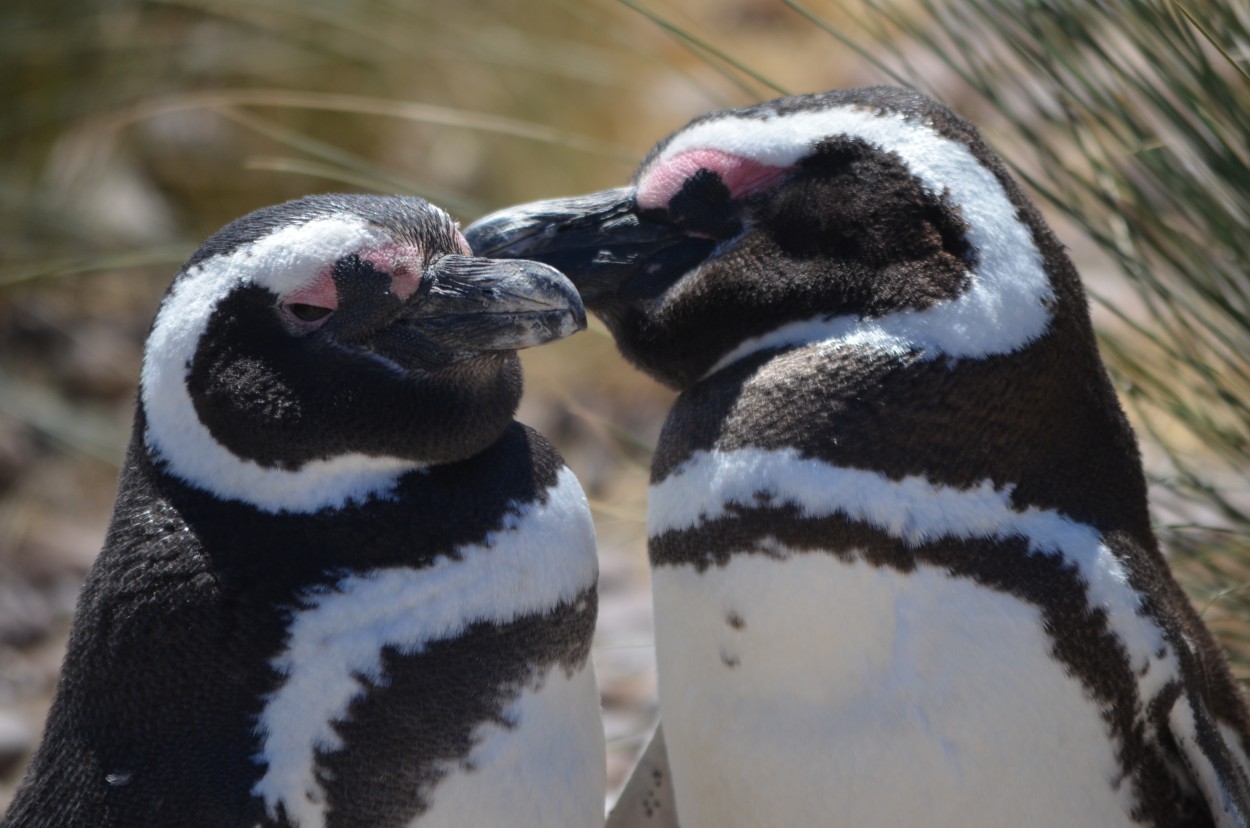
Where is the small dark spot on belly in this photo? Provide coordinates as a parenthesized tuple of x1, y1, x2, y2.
(726, 611, 746, 630)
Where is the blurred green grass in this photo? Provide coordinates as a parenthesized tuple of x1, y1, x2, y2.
(1, 0, 1247, 800)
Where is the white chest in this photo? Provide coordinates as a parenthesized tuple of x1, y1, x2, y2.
(645, 446, 1179, 827)
(652, 553, 1135, 827)
(412, 663, 605, 828)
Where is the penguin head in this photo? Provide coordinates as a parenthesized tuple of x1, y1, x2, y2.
(142, 194, 584, 511)
(467, 87, 1070, 390)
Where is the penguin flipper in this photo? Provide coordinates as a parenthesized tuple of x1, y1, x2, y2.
(606, 722, 680, 828)
(1168, 692, 1250, 828)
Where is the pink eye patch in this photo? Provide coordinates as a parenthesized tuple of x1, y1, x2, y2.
(362, 243, 424, 301)
(284, 243, 428, 315)
(636, 148, 791, 211)
(285, 267, 338, 312)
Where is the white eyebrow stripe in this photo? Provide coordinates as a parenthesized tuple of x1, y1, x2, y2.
(141, 215, 417, 513)
(660, 107, 1053, 376)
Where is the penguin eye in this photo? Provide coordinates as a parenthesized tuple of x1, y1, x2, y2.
(666, 169, 741, 239)
(286, 303, 334, 323)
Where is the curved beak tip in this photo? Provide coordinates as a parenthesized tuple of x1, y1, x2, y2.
(523, 260, 587, 345)
(404, 254, 587, 354)
(555, 299, 588, 340)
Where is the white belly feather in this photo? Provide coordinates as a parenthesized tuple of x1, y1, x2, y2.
(254, 466, 603, 828)
(648, 447, 1182, 827)
(654, 554, 1135, 827)
(413, 662, 605, 828)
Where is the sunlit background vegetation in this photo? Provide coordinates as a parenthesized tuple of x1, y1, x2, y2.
(1, 0, 1247, 807)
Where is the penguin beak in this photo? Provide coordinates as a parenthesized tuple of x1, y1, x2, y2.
(401, 254, 587, 353)
(464, 187, 717, 305)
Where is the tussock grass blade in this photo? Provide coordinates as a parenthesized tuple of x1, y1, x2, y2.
(221, 107, 484, 214)
(146, 0, 438, 66)
(217, 107, 427, 191)
(1, 248, 193, 289)
(243, 156, 471, 205)
(550, 389, 656, 474)
(0, 368, 128, 467)
(781, 1, 912, 88)
(616, 0, 789, 99)
(548, 0, 736, 106)
(411, 9, 637, 87)
(1173, 4, 1250, 85)
(97, 90, 635, 161)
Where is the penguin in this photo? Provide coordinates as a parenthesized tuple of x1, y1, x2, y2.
(2, 194, 605, 828)
(465, 87, 1250, 827)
